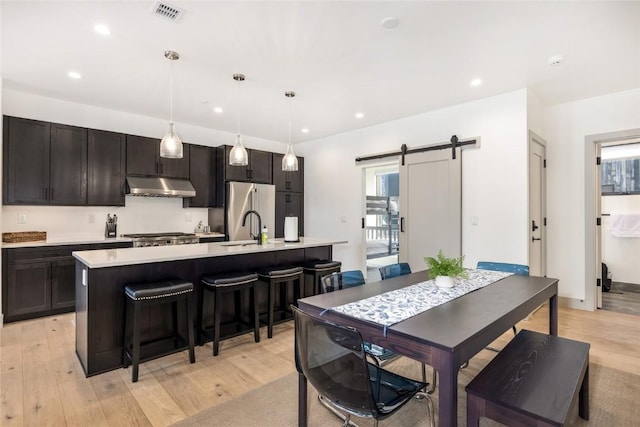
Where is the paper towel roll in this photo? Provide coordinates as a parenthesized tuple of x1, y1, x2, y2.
(284, 216, 299, 242)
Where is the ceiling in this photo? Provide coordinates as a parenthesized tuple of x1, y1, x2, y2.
(2, 1, 639, 144)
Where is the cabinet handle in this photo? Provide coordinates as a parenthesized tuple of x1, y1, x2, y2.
(400, 217, 405, 232)
(286, 181, 291, 190)
(286, 194, 291, 203)
(50, 188, 54, 200)
(159, 163, 164, 175)
(247, 169, 252, 179)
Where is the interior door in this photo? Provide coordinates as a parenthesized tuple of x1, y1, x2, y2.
(595, 143, 603, 308)
(529, 132, 547, 277)
(399, 148, 461, 272)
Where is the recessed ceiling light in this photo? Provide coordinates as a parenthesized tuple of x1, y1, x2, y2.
(380, 16, 399, 29)
(355, 112, 365, 119)
(94, 24, 111, 36)
(301, 128, 309, 134)
(68, 71, 82, 79)
(470, 78, 482, 87)
(213, 107, 223, 114)
(548, 54, 565, 66)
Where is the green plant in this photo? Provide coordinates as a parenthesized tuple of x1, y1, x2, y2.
(424, 250, 468, 279)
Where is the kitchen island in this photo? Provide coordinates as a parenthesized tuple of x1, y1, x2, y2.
(73, 237, 346, 377)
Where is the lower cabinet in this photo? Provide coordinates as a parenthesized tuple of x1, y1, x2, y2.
(2, 242, 132, 322)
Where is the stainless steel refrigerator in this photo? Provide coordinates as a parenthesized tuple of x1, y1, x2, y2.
(224, 181, 275, 241)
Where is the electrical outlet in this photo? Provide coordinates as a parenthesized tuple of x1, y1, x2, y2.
(88, 214, 95, 224)
(18, 214, 26, 224)
(471, 216, 479, 226)
(340, 216, 346, 223)
(185, 213, 192, 223)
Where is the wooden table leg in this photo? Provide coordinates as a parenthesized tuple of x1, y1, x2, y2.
(549, 293, 558, 336)
(437, 355, 459, 427)
(298, 372, 308, 427)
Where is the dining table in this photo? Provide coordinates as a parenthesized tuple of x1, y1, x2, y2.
(296, 270, 558, 427)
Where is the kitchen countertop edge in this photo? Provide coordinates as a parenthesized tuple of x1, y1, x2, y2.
(73, 237, 347, 269)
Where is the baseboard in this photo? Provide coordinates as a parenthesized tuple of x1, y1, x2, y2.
(559, 296, 593, 311)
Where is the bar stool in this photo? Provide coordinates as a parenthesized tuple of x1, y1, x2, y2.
(123, 279, 195, 383)
(302, 260, 342, 296)
(199, 272, 260, 356)
(257, 266, 304, 338)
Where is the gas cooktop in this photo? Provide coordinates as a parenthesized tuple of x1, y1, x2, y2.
(122, 232, 199, 247)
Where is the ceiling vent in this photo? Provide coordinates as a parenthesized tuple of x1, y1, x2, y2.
(151, 1, 186, 23)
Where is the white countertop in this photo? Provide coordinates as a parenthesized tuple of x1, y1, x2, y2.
(73, 237, 347, 268)
(2, 236, 133, 248)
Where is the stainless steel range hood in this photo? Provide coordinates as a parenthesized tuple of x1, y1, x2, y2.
(126, 176, 196, 198)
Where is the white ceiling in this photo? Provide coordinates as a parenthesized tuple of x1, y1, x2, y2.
(2, 1, 639, 144)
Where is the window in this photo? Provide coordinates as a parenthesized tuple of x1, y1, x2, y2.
(601, 158, 640, 195)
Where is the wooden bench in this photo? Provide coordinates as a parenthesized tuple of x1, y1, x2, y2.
(466, 329, 590, 427)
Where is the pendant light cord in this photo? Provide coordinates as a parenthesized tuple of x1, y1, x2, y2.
(288, 94, 292, 145)
(169, 59, 174, 123)
(236, 79, 241, 136)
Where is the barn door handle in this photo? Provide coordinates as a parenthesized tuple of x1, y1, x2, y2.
(400, 217, 405, 232)
(532, 220, 539, 232)
(532, 237, 541, 242)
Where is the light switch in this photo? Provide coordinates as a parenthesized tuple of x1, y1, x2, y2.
(18, 214, 26, 224)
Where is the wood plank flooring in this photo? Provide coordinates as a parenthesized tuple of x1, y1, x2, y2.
(602, 281, 640, 316)
(1, 305, 639, 426)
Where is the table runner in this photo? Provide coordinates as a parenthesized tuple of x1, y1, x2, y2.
(330, 269, 512, 329)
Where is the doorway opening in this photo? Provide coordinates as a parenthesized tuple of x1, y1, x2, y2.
(599, 141, 640, 316)
(585, 128, 640, 313)
(363, 164, 400, 281)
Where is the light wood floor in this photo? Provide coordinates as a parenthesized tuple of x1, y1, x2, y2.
(1, 305, 639, 426)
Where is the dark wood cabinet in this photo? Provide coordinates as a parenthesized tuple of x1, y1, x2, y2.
(2, 242, 132, 323)
(126, 135, 189, 179)
(275, 192, 304, 239)
(3, 117, 89, 206)
(51, 258, 76, 310)
(218, 145, 272, 184)
(183, 144, 216, 208)
(273, 154, 304, 192)
(50, 123, 87, 205)
(3, 116, 51, 204)
(5, 261, 51, 318)
(88, 129, 126, 206)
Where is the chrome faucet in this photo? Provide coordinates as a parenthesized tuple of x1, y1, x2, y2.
(241, 210, 263, 245)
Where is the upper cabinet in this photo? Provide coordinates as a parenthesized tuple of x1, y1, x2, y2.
(3, 116, 51, 204)
(87, 129, 126, 206)
(272, 154, 304, 193)
(217, 145, 272, 184)
(3, 116, 126, 206)
(49, 123, 88, 205)
(183, 144, 216, 208)
(3, 117, 88, 206)
(126, 135, 189, 179)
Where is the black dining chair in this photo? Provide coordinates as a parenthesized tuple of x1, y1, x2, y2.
(292, 305, 434, 427)
(378, 262, 412, 280)
(321, 271, 434, 393)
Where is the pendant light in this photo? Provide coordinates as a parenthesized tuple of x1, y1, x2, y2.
(160, 50, 183, 159)
(282, 91, 299, 171)
(229, 73, 249, 166)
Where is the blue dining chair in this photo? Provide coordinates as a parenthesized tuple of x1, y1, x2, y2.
(477, 261, 530, 351)
(378, 262, 412, 280)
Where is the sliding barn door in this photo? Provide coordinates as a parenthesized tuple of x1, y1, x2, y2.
(399, 149, 462, 272)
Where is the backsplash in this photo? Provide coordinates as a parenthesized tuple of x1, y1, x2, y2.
(2, 196, 209, 240)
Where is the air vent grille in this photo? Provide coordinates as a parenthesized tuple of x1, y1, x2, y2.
(151, 1, 185, 23)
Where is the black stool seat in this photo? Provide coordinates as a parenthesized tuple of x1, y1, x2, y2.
(302, 260, 342, 296)
(202, 272, 258, 287)
(198, 272, 260, 356)
(125, 280, 193, 300)
(257, 266, 304, 338)
(258, 266, 304, 278)
(123, 279, 195, 383)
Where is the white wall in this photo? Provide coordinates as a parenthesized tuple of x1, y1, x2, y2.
(1, 89, 288, 238)
(601, 195, 640, 284)
(297, 89, 529, 274)
(545, 88, 640, 304)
